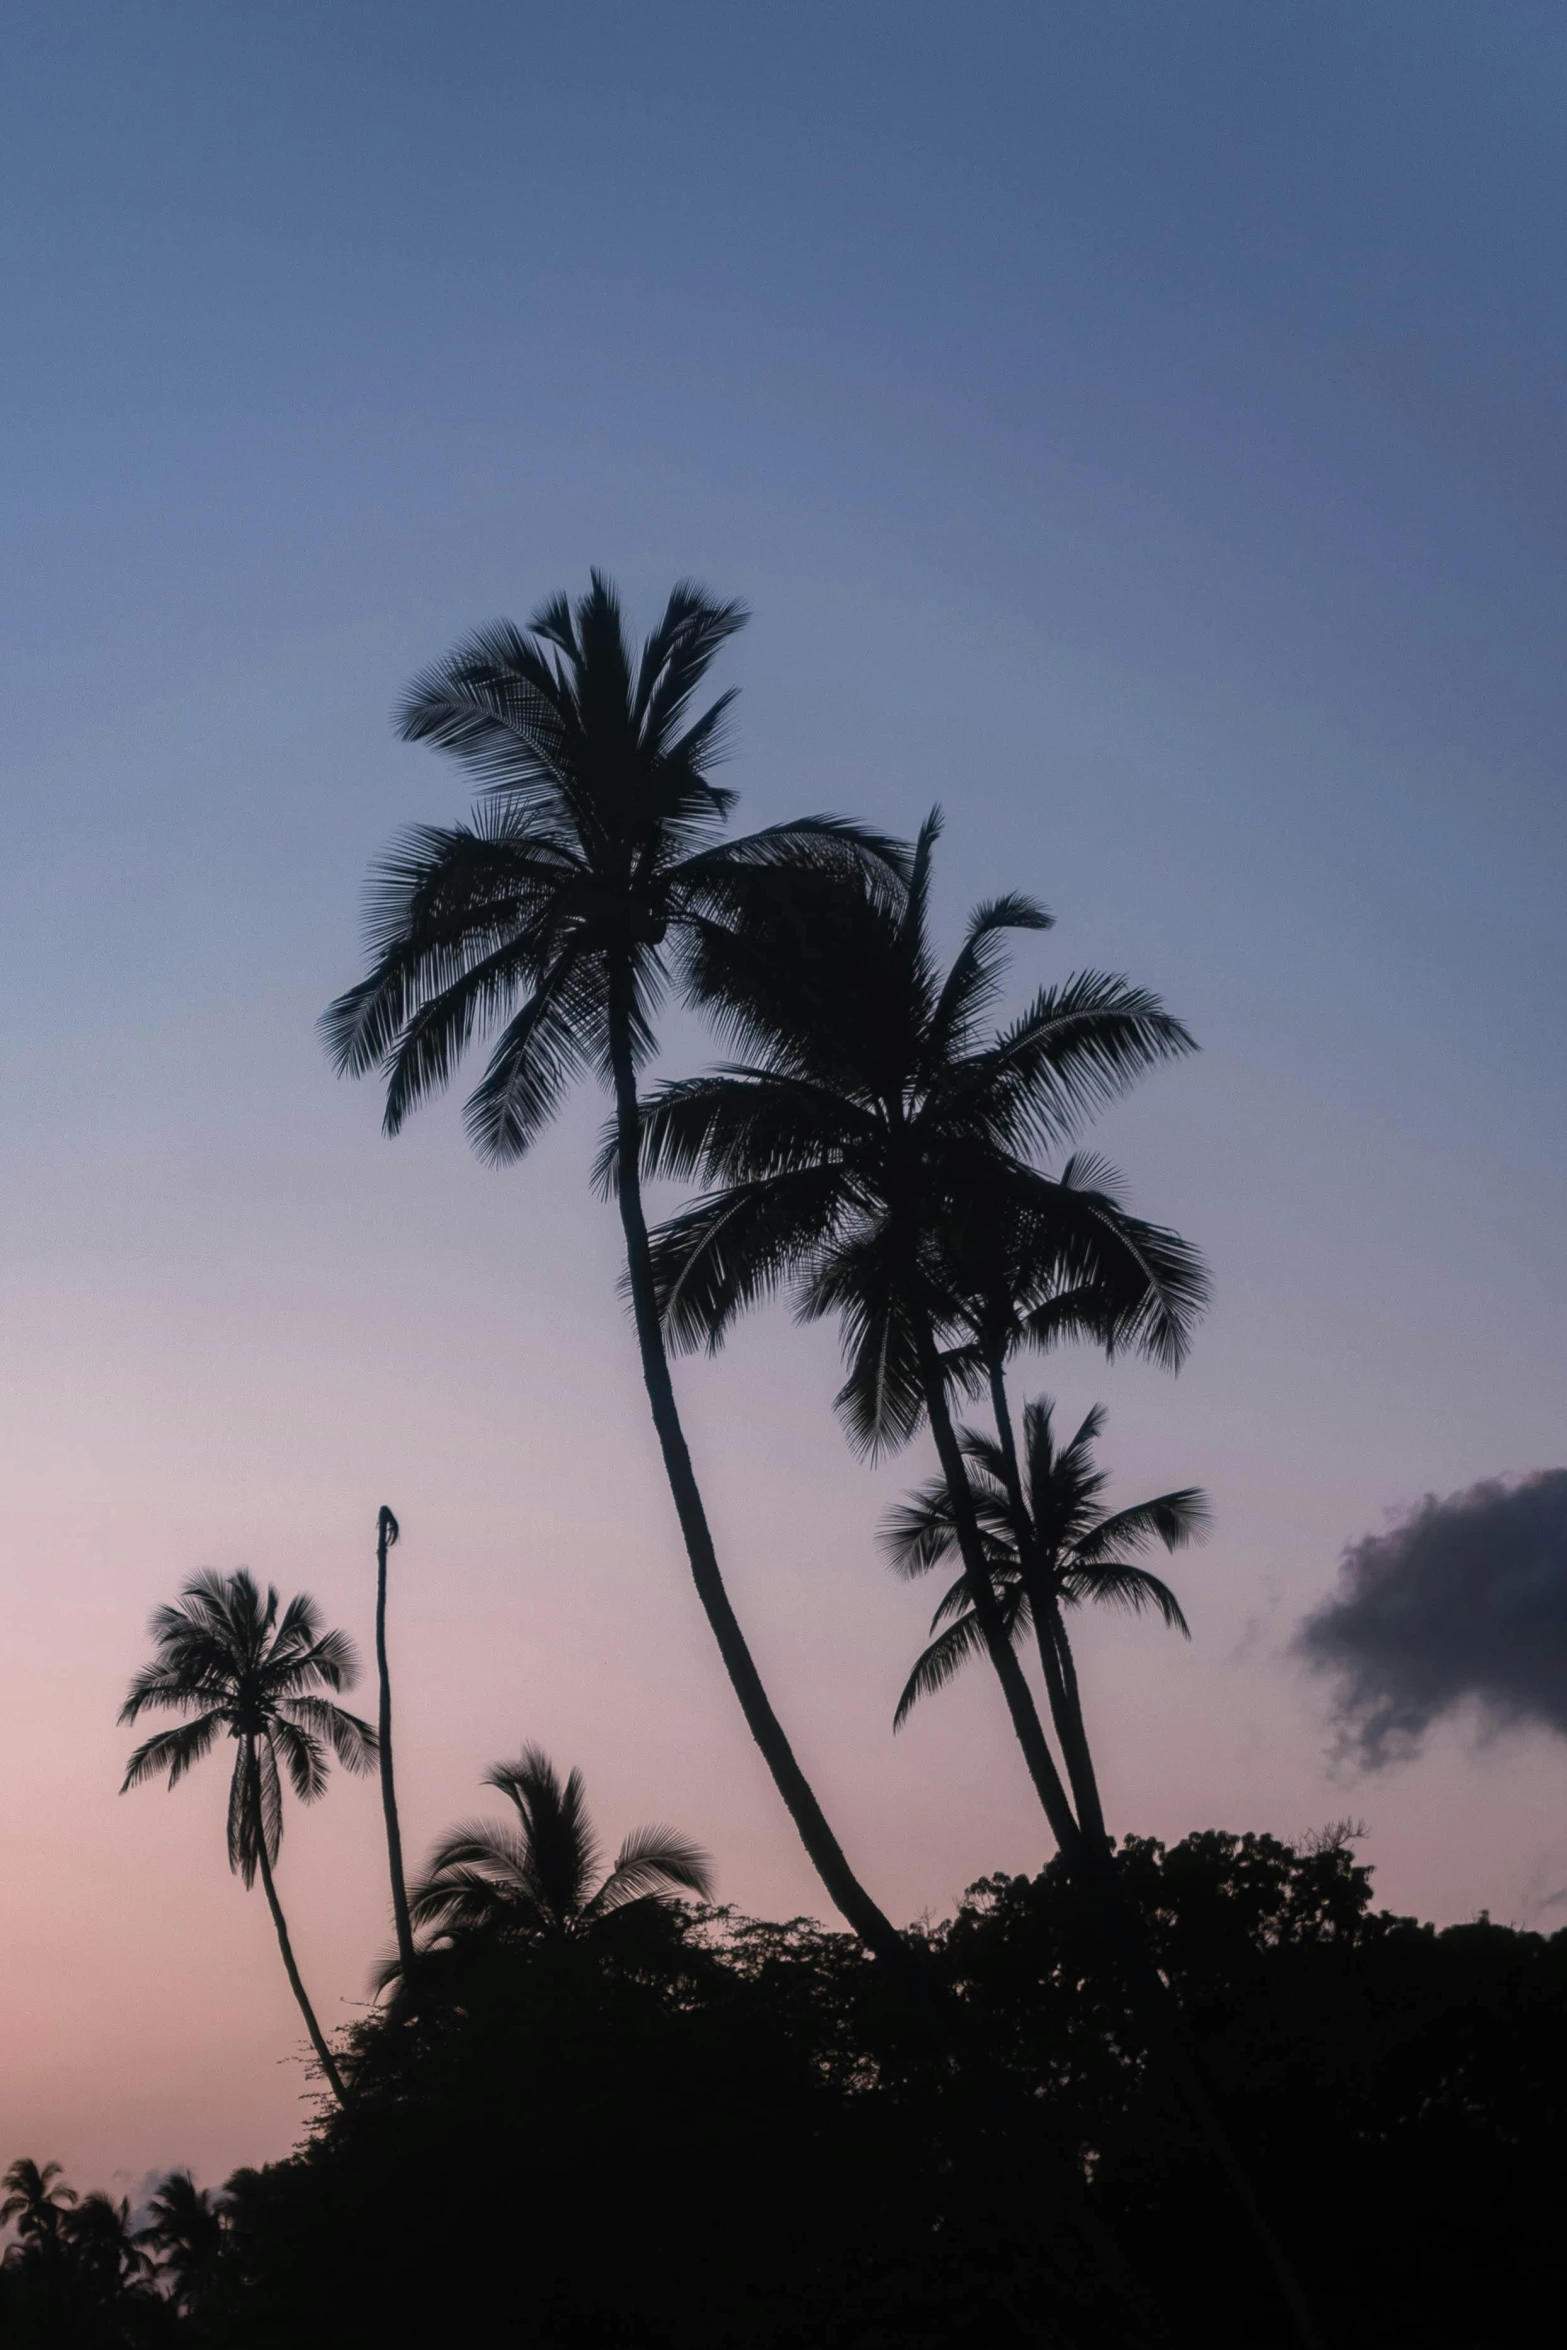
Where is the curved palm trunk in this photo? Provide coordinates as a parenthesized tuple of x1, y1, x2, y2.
(248, 1759, 350, 2107)
(375, 1505, 417, 1984)
(976, 1351, 1320, 2349)
(607, 969, 924, 1989)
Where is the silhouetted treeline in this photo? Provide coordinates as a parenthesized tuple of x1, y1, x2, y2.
(7, 1828, 1555, 2348)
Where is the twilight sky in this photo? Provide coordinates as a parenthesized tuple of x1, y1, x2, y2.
(1, 1, 1564, 2195)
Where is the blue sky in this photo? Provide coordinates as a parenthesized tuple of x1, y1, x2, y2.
(1, 1, 1564, 2183)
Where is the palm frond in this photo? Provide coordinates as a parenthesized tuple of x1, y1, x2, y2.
(119, 1711, 227, 1793)
(593, 1825, 715, 1912)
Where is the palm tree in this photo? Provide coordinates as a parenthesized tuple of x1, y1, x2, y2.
(372, 1505, 416, 1984)
(59, 2193, 149, 2304)
(634, 811, 1201, 1856)
(319, 573, 918, 1977)
(390, 1744, 712, 1975)
(0, 2159, 75, 2250)
(135, 2171, 226, 2316)
(886, 1398, 1207, 1849)
(120, 1567, 377, 2107)
(635, 829, 1320, 2345)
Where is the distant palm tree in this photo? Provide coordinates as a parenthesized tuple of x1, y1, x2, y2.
(59, 2193, 148, 2303)
(885, 1398, 1207, 1846)
(0, 2159, 75, 2249)
(636, 811, 1200, 1854)
(402, 1744, 712, 1962)
(135, 2170, 225, 2315)
(120, 1567, 376, 2106)
(372, 1505, 416, 1985)
(320, 573, 918, 1976)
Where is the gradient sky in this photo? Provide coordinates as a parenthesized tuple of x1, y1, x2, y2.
(2, 1, 1564, 2196)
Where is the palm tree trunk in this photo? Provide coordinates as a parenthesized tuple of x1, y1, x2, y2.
(981, 1350, 1109, 1847)
(249, 1756, 350, 2108)
(975, 1353, 1320, 2349)
(375, 1505, 417, 1984)
(912, 1324, 1084, 1857)
(606, 966, 923, 1987)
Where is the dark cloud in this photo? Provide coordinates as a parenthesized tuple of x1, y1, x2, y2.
(1297, 1472, 1567, 1766)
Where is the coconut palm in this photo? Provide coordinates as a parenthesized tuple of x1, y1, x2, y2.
(135, 2170, 226, 2315)
(393, 1744, 712, 1974)
(0, 2159, 75, 2249)
(59, 2193, 149, 2303)
(634, 811, 1201, 1853)
(319, 572, 918, 1976)
(120, 1567, 377, 2106)
(886, 1398, 1208, 1848)
(634, 830, 1319, 2344)
(372, 1505, 416, 1984)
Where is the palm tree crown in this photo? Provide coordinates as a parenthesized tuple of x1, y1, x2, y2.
(0, 2159, 75, 2245)
(319, 571, 901, 1160)
(636, 809, 1204, 1454)
(135, 2170, 225, 2314)
(884, 1397, 1209, 1726)
(120, 1567, 376, 1882)
(406, 1744, 713, 1954)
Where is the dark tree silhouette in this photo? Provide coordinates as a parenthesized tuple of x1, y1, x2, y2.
(135, 2169, 226, 2316)
(886, 1397, 1207, 1846)
(319, 573, 920, 1977)
(0, 2158, 75, 2248)
(59, 2193, 148, 2302)
(401, 1743, 712, 1961)
(120, 1567, 376, 2107)
(372, 1506, 416, 1985)
(635, 825, 1317, 2345)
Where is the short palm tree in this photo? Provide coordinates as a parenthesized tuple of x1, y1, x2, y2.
(59, 2193, 149, 2303)
(392, 1745, 712, 1974)
(886, 1398, 1207, 1847)
(0, 2159, 75, 2249)
(320, 574, 916, 1976)
(135, 2171, 225, 2315)
(636, 812, 1201, 1853)
(120, 1567, 377, 2107)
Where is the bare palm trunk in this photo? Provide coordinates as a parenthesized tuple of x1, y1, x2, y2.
(975, 1351, 1320, 2349)
(248, 1759, 350, 2107)
(374, 1505, 416, 1984)
(607, 967, 924, 1987)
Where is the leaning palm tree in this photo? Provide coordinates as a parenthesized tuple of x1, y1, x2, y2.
(0, 2159, 75, 2249)
(120, 1568, 377, 2107)
(319, 573, 917, 1976)
(886, 1398, 1207, 1848)
(135, 2171, 226, 2316)
(634, 811, 1202, 1855)
(390, 1744, 711, 1977)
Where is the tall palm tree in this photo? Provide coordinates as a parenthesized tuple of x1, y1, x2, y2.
(372, 1505, 416, 1984)
(635, 829, 1320, 2345)
(0, 2160, 75, 2249)
(135, 2171, 226, 2316)
(885, 1397, 1207, 1848)
(319, 573, 918, 1976)
(634, 811, 1201, 1855)
(120, 1567, 377, 2107)
(386, 1744, 711, 1980)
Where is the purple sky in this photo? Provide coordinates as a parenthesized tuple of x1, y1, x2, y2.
(1, 2, 1564, 2193)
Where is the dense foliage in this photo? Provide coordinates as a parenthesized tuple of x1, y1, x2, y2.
(5, 1828, 1555, 2347)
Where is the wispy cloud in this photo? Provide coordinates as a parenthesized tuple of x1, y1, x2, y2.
(1297, 1472, 1567, 1766)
